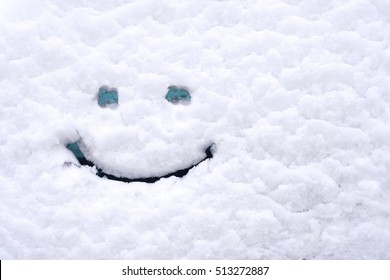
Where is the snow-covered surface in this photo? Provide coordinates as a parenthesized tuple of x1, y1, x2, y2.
(1, 0, 390, 259)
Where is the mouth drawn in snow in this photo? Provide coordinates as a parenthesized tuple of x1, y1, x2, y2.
(66, 140, 214, 183)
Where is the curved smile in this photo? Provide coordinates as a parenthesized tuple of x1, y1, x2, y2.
(66, 141, 214, 183)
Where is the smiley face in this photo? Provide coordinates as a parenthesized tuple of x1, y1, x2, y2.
(66, 85, 214, 183)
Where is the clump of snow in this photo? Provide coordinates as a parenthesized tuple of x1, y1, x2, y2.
(1, 0, 390, 259)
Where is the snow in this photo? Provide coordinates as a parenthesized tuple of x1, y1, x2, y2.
(1, 0, 390, 259)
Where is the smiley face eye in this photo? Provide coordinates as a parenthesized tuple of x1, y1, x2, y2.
(97, 86, 119, 108)
(165, 85, 191, 104)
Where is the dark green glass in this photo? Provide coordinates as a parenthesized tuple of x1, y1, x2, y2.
(98, 86, 118, 107)
(165, 86, 191, 103)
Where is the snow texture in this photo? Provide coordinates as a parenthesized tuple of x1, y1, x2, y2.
(1, 0, 390, 259)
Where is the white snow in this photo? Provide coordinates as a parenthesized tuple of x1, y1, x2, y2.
(1, 0, 390, 259)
